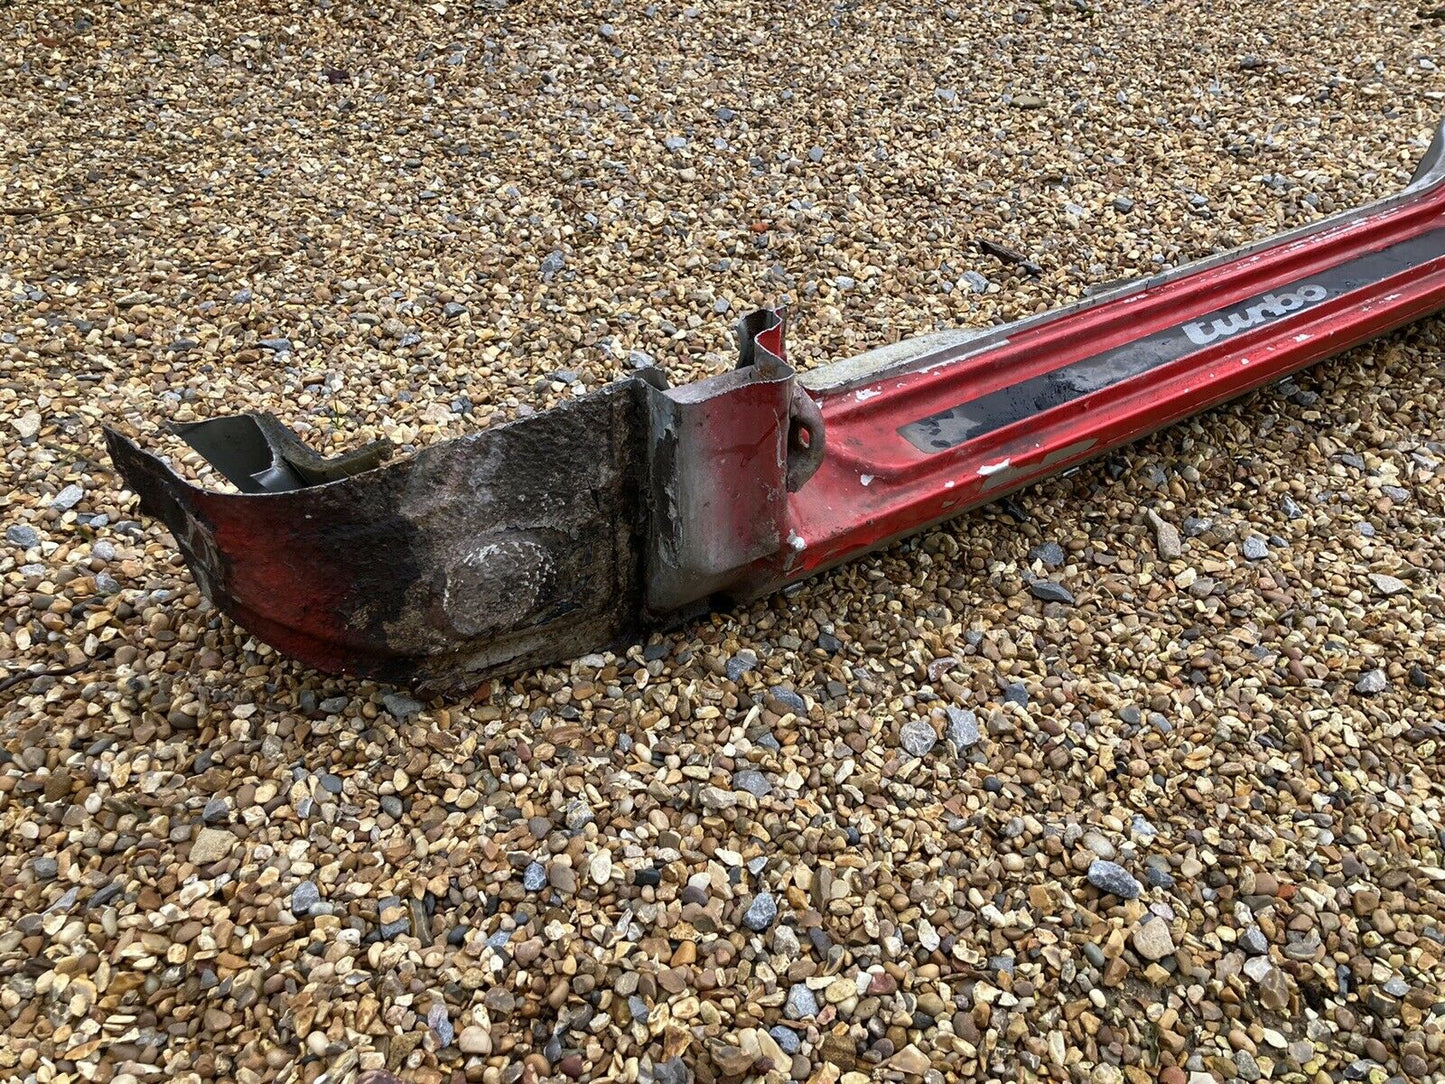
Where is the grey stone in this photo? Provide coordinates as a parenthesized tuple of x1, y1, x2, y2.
(1236, 959, 1271, 982)
(945, 707, 980, 751)
(742, 892, 778, 931)
(523, 862, 548, 892)
(50, 485, 84, 512)
(427, 1002, 455, 1047)
(540, 250, 566, 278)
(291, 880, 321, 915)
(663, 135, 688, 151)
(258, 337, 292, 353)
(899, 719, 938, 757)
(565, 799, 595, 830)
(89, 882, 123, 908)
(769, 687, 808, 716)
(784, 982, 819, 1019)
(808, 146, 825, 162)
(962, 270, 990, 293)
(725, 649, 758, 681)
(44, 886, 79, 914)
(1282, 933, 1322, 960)
(442, 301, 467, 318)
(1243, 535, 1269, 560)
(1087, 860, 1142, 899)
(1355, 669, 1387, 695)
(1183, 516, 1213, 537)
(1144, 862, 1175, 890)
(733, 770, 772, 798)
(1368, 573, 1409, 597)
(1029, 541, 1066, 568)
(1240, 926, 1269, 955)
(1145, 509, 1182, 560)
(1029, 580, 1075, 604)
(769, 1025, 802, 1054)
(33, 856, 58, 881)
(382, 693, 423, 719)
(1113, 195, 1135, 213)
(7, 524, 39, 548)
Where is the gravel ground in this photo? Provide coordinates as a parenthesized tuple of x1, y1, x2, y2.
(4, 2, 1445, 1083)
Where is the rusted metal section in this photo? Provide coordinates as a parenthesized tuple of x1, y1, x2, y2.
(105, 384, 655, 693)
(106, 119, 1445, 692)
(102, 311, 817, 693)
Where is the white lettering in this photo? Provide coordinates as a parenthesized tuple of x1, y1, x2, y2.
(1181, 284, 1330, 347)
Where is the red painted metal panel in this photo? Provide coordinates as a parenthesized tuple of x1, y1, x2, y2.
(782, 180, 1445, 580)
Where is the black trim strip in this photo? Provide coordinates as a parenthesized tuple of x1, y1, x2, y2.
(899, 228, 1445, 453)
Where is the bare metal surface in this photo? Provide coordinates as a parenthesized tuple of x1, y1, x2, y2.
(173, 412, 392, 494)
(644, 308, 811, 612)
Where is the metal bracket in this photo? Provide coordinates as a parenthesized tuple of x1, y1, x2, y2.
(733, 307, 825, 491)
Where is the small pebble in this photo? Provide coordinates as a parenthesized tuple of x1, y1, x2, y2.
(1087, 860, 1143, 899)
(784, 983, 819, 1019)
(1355, 669, 1388, 695)
(1029, 580, 1075, 604)
(898, 718, 938, 757)
(742, 892, 778, 932)
(945, 706, 980, 751)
